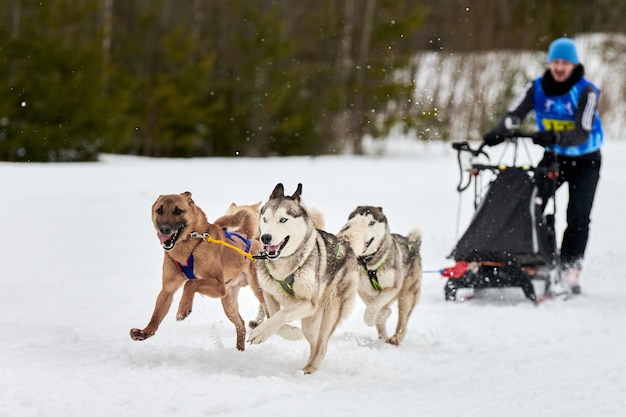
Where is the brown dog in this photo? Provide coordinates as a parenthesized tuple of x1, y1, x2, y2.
(130, 192, 268, 351)
(214, 201, 262, 239)
(213, 201, 267, 328)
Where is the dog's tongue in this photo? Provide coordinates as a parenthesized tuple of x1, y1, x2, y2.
(361, 241, 370, 254)
(157, 232, 173, 244)
(265, 244, 281, 253)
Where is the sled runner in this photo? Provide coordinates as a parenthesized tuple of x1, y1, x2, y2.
(442, 134, 560, 303)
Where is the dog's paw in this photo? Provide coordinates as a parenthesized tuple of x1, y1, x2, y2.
(277, 324, 303, 340)
(302, 365, 317, 375)
(176, 309, 191, 321)
(248, 324, 272, 344)
(363, 306, 377, 327)
(386, 335, 401, 346)
(248, 327, 267, 345)
(130, 328, 151, 341)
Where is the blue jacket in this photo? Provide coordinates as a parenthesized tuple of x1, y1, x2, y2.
(533, 77, 604, 157)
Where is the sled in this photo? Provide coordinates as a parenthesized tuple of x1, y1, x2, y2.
(442, 134, 560, 303)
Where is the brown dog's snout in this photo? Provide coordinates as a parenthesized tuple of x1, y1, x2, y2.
(159, 225, 173, 235)
(261, 234, 272, 244)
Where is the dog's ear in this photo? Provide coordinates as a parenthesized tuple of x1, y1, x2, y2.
(252, 201, 261, 210)
(270, 183, 285, 199)
(181, 191, 194, 205)
(290, 183, 303, 201)
(348, 206, 362, 220)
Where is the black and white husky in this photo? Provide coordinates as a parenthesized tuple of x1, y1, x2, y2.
(338, 206, 422, 345)
(248, 183, 358, 374)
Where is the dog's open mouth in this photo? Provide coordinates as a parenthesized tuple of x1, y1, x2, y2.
(264, 236, 290, 259)
(362, 237, 374, 254)
(157, 226, 185, 251)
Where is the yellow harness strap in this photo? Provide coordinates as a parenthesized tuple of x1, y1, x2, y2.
(190, 232, 254, 260)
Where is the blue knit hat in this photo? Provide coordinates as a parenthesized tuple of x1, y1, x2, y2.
(548, 38, 579, 64)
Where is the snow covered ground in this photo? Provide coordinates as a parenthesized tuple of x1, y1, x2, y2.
(1, 139, 625, 417)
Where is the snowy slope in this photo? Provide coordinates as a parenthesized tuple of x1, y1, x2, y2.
(1, 139, 625, 417)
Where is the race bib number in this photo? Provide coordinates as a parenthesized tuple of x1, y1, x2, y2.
(541, 119, 575, 131)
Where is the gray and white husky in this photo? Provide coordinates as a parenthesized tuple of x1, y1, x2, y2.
(338, 206, 422, 345)
(248, 183, 359, 374)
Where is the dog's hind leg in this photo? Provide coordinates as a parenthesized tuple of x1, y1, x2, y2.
(301, 312, 323, 354)
(388, 287, 419, 345)
(388, 264, 422, 345)
(302, 279, 357, 374)
(302, 305, 340, 375)
(221, 286, 246, 351)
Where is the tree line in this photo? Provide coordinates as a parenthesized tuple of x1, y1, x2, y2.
(1, 0, 623, 162)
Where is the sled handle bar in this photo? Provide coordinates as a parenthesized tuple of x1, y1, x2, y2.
(452, 142, 489, 191)
(452, 141, 487, 157)
(470, 163, 546, 173)
(478, 133, 536, 152)
(452, 133, 538, 192)
(452, 133, 534, 156)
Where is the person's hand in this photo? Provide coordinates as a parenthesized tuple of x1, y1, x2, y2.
(482, 131, 504, 147)
(532, 131, 556, 147)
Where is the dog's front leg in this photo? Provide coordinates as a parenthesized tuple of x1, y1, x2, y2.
(363, 288, 398, 327)
(248, 300, 314, 344)
(176, 275, 227, 320)
(259, 294, 301, 339)
(176, 280, 198, 321)
(131, 258, 185, 341)
(130, 287, 177, 341)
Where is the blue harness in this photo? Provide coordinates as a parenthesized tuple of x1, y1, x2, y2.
(176, 231, 252, 280)
(177, 254, 196, 279)
(223, 230, 252, 253)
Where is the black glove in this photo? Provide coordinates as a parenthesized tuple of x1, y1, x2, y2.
(482, 131, 504, 147)
(532, 131, 557, 147)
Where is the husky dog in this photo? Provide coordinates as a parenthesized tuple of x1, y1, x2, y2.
(337, 206, 422, 345)
(227, 200, 326, 329)
(130, 192, 268, 351)
(248, 183, 359, 374)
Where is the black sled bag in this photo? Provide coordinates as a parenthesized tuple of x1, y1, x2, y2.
(450, 167, 552, 266)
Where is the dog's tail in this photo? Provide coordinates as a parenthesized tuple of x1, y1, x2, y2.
(308, 206, 325, 230)
(214, 209, 258, 238)
(407, 228, 422, 253)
